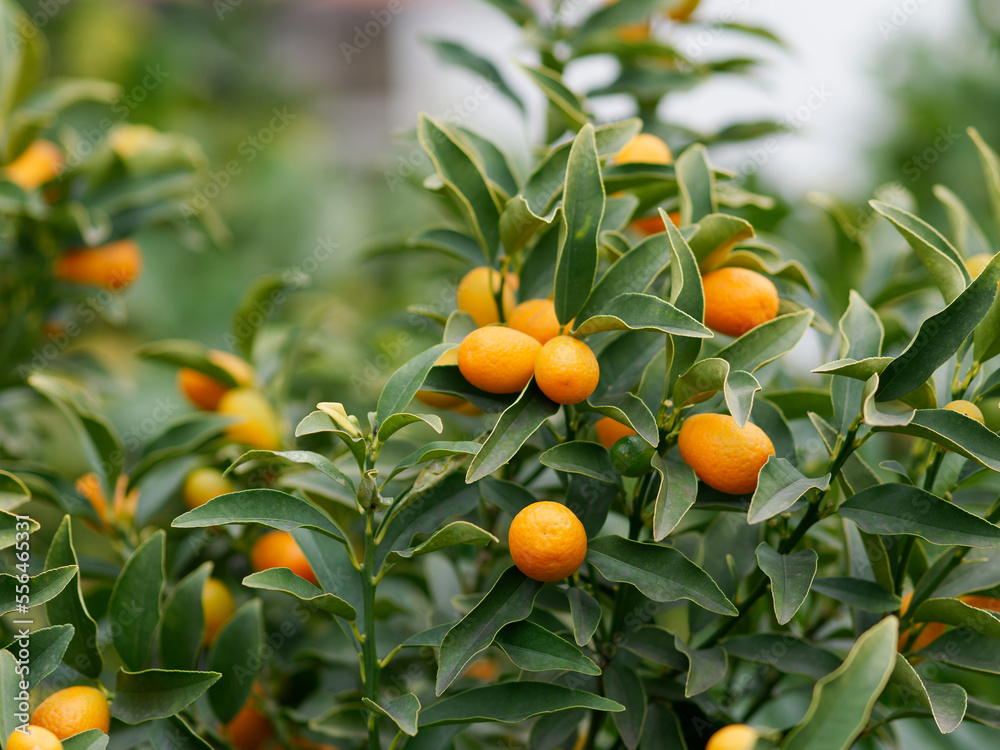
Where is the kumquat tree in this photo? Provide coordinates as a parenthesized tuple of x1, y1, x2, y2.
(3, 0, 1000, 749)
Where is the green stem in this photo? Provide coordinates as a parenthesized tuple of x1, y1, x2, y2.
(363, 511, 381, 750)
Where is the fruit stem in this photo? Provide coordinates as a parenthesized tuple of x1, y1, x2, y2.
(362, 509, 381, 750)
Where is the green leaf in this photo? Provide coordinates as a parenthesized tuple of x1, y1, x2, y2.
(810, 577, 901, 613)
(129, 413, 234, 488)
(555, 123, 605, 324)
(968, 128, 1000, 246)
(640, 705, 689, 750)
(672, 359, 759, 421)
(748, 457, 830, 525)
(0, 471, 30, 512)
(724, 634, 841, 680)
(539, 441, 619, 484)
(227, 449, 356, 497)
(676, 144, 715, 225)
(567, 588, 602, 647)
(159, 563, 210, 670)
(520, 65, 588, 132)
(912, 597, 1000, 638)
(109, 531, 165, 670)
(651, 455, 698, 541)
(755, 543, 818, 625)
(376, 412, 444, 444)
(295, 528, 364, 619)
(377, 342, 453, 427)
(891, 653, 966, 734)
(243, 568, 357, 620)
(406, 227, 485, 265)
(870, 200, 969, 304)
(618, 626, 686, 670)
(781, 617, 898, 750)
(133, 339, 240, 386)
(577, 234, 672, 322)
(428, 39, 524, 114)
(934, 184, 993, 260)
(44, 517, 102, 678)
(388, 441, 482, 481)
(149, 717, 210, 750)
(364, 694, 421, 737)
(384, 521, 497, 567)
(878, 252, 1000, 400)
(495, 620, 600, 675)
(715, 310, 814, 373)
(466, 383, 559, 483)
(870, 407, 1000, 471)
(435, 566, 543, 694)
(675, 637, 728, 697)
(573, 292, 712, 338)
(0, 565, 75, 615)
(918, 631, 1000, 674)
(585, 392, 658, 447)
(420, 682, 623, 726)
(208, 599, 263, 723)
(419, 365, 517, 414)
(967, 697, 1000, 729)
(230, 273, 296, 358)
(604, 662, 647, 749)
(832, 290, 884, 434)
(840, 484, 1000, 548)
(418, 115, 501, 261)
(686, 214, 755, 269)
(112, 668, 221, 724)
(172, 488, 346, 543)
(664, 219, 705, 396)
(575, 0, 664, 41)
(2, 624, 73, 690)
(586, 536, 737, 615)
(61, 729, 108, 750)
(480, 0, 535, 25)
(0, 651, 22, 747)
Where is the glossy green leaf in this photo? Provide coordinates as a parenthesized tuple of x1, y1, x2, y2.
(555, 123, 604, 324)
(112, 668, 221, 724)
(44, 518, 101, 678)
(585, 392, 658, 447)
(61, 729, 108, 750)
(755, 543, 818, 625)
(420, 682, 623, 726)
(748, 456, 830, 525)
(529, 709, 587, 750)
(619, 626, 686, 669)
(2, 624, 73, 690)
(676, 144, 715, 225)
(967, 697, 1000, 729)
(577, 234, 671, 322)
(295, 528, 364, 619)
(418, 115, 501, 260)
(365, 694, 421, 737)
(539, 441, 618, 485)
(294, 411, 365, 470)
(687, 214, 755, 269)
(640, 705, 689, 750)
(159, 563, 210, 670)
(0, 565, 75, 615)
(672, 359, 759, 423)
(495, 620, 600, 675)
(428, 39, 524, 114)
(243, 568, 356, 620)
(587, 536, 737, 615)
(876, 251, 1000, 401)
(651, 455, 698, 541)
(406, 227, 485, 265)
(604, 662, 647, 749)
(716, 309, 814, 373)
(832, 290, 884, 435)
(840, 483, 1000, 548)
(466, 383, 559, 483)
(389, 442, 481, 482)
(0, 651, 22, 747)
(376, 412, 444, 444)
(574, 292, 711, 338)
(227, 449, 356, 497)
(208, 599, 263, 723)
(0, 471, 30, 512)
(870, 200, 968, 303)
(918, 631, 1000, 674)
(912, 597, 1000, 638)
(873, 407, 1000, 471)
(811, 577, 901, 613)
(376, 342, 453, 427)
(173, 488, 346, 543)
(725, 250, 816, 294)
(675, 637, 728, 697)
(968, 128, 1000, 247)
(567, 588, 602, 647)
(724, 634, 841, 680)
(520, 65, 588, 132)
(934, 184, 993, 258)
(385, 521, 497, 567)
(664, 218, 705, 395)
(435, 566, 543, 694)
(419, 365, 517, 414)
(781, 617, 898, 750)
(109, 531, 165, 670)
(891, 652, 967, 734)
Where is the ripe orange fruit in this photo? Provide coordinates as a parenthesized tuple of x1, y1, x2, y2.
(55, 239, 143, 291)
(4, 140, 63, 190)
(6, 726, 63, 750)
(462, 657, 500, 682)
(965, 253, 993, 279)
(534, 336, 600, 405)
(943, 400, 985, 424)
(416, 349, 467, 410)
(458, 326, 541, 394)
(677, 414, 775, 495)
(614, 133, 673, 165)
(183, 467, 236, 510)
(508, 298, 566, 345)
(898, 591, 947, 652)
(218, 388, 281, 450)
(701, 267, 779, 338)
(31, 686, 110, 739)
(178, 350, 255, 411)
(226, 694, 273, 750)
(456, 266, 517, 327)
(706, 724, 759, 750)
(251, 530, 317, 585)
(595, 417, 636, 449)
(75, 473, 109, 524)
(629, 210, 682, 237)
(203, 577, 235, 645)
(960, 595, 1000, 613)
(508, 501, 587, 582)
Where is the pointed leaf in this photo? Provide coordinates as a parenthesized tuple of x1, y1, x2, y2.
(870, 407, 1000, 471)
(364, 694, 421, 737)
(539, 441, 618, 484)
(421, 682, 623, 726)
(716, 309, 814, 373)
(385, 521, 497, 567)
(0, 565, 75, 615)
(891, 653, 966, 734)
(428, 39, 524, 114)
(160, 563, 210, 670)
(651, 455, 697, 541)
(567, 588, 602, 647)
(109, 531, 165, 670)
(112, 668, 221, 724)
(748, 456, 830, 525)
(968, 128, 1000, 246)
(755, 543, 818, 625)
(604, 663, 647, 749)
(577, 234, 672, 322)
(521, 65, 588, 132)
(676, 144, 715, 225)
(495, 620, 600, 675)
(912, 597, 1000, 638)
(585, 392, 658, 447)
(388, 441, 482, 481)
(687, 214, 754, 269)
(725, 634, 841, 680)
(208, 600, 263, 723)
(227, 449, 356, 496)
(675, 637, 727, 697)
(243, 568, 356, 620)
(376, 342, 453, 426)
(573, 292, 711, 338)
(2, 624, 74, 690)
(918, 631, 1000, 674)
(811, 577, 901, 613)
(44, 518, 101, 678)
